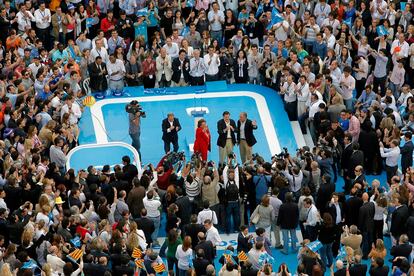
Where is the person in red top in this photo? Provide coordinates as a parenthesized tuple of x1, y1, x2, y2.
(100, 10, 116, 37)
(193, 119, 211, 161)
(155, 154, 174, 191)
(142, 52, 156, 88)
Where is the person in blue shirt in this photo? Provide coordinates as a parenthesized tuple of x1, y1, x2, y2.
(134, 15, 148, 44)
(339, 110, 350, 131)
(51, 43, 69, 64)
(355, 85, 376, 109)
(312, 33, 327, 60)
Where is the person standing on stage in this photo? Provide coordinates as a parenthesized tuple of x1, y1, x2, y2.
(193, 119, 211, 161)
(217, 111, 237, 166)
(162, 113, 181, 153)
(237, 112, 257, 163)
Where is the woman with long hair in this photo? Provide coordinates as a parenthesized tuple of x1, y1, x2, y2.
(372, 193, 388, 240)
(234, 50, 248, 83)
(175, 236, 193, 276)
(250, 195, 274, 233)
(317, 213, 337, 268)
(193, 119, 211, 161)
(166, 229, 182, 274)
(368, 239, 387, 260)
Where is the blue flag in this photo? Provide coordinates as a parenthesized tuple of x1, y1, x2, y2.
(343, 17, 352, 27)
(258, 252, 275, 267)
(71, 236, 81, 248)
(188, 254, 193, 267)
(181, 26, 190, 37)
(376, 25, 388, 37)
(267, 9, 284, 30)
(86, 18, 94, 28)
(186, 0, 195, 7)
(307, 240, 323, 252)
(400, 2, 407, 10)
(136, 7, 148, 17)
(337, 245, 347, 260)
(256, 3, 264, 17)
(22, 259, 41, 276)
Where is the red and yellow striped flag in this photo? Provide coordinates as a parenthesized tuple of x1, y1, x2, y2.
(224, 254, 233, 263)
(135, 259, 144, 269)
(68, 249, 83, 261)
(132, 247, 142, 259)
(153, 263, 166, 273)
(238, 251, 248, 262)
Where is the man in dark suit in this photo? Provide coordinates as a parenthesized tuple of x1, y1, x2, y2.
(194, 232, 215, 264)
(400, 131, 413, 173)
(316, 174, 335, 214)
(390, 195, 409, 241)
(88, 56, 108, 94)
(352, 165, 367, 188)
(161, 113, 181, 153)
(135, 208, 155, 245)
(193, 249, 210, 276)
(237, 225, 253, 253)
(237, 112, 257, 164)
(358, 193, 375, 259)
(217, 111, 237, 165)
(348, 143, 364, 188)
(390, 234, 412, 265)
(344, 187, 363, 227)
(369, 258, 389, 276)
(183, 215, 206, 249)
(171, 49, 190, 86)
(277, 192, 299, 255)
(341, 134, 353, 193)
(349, 255, 367, 276)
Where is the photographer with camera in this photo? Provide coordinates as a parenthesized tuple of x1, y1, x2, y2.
(126, 100, 145, 159)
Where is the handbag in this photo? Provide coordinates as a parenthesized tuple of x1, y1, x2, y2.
(251, 206, 261, 224)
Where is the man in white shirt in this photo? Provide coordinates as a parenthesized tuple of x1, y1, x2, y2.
(60, 95, 82, 126)
(28, 57, 44, 78)
(107, 54, 126, 91)
(34, 2, 51, 46)
(380, 139, 401, 183)
(303, 198, 319, 241)
(353, 56, 369, 98)
(204, 45, 220, 81)
(143, 190, 162, 246)
(47, 246, 65, 275)
(189, 49, 206, 86)
(204, 219, 222, 246)
(339, 66, 356, 110)
(296, 75, 310, 118)
(391, 33, 409, 63)
(280, 75, 297, 120)
(197, 200, 218, 225)
(16, 5, 34, 33)
(163, 37, 179, 59)
(0, 188, 7, 210)
(90, 39, 109, 63)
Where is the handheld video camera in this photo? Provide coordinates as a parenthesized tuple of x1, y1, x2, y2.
(125, 100, 146, 118)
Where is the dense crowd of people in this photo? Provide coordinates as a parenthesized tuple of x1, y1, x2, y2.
(1, 0, 414, 275)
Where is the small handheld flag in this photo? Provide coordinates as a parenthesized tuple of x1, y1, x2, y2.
(135, 259, 144, 269)
(153, 263, 166, 273)
(68, 249, 83, 263)
(238, 251, 248, 262)
(132, 247, 143, 259)
(376, 25, 388, 37)
(307, 240, 323, 252)
(70, 236, 81, 248)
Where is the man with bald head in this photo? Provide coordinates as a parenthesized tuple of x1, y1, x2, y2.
(47, 245, 65, 274)
(195, 231, 215, 264)
(358, 192, 375, 259)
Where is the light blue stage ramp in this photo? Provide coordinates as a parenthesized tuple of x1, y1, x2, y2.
(66, 142, 140, 172)
(78, 83, 298, 165)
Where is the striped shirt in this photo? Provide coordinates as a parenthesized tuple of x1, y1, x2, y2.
(185, 177, 201, 201)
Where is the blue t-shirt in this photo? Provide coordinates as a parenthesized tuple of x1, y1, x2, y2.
(339, 118, 350, 131)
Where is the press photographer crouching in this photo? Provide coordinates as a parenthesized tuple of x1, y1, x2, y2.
(126, 100, 146, 158)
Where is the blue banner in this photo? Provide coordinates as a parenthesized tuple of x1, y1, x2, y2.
(376, 25, 388, 37)
(307, 240, 323, 252)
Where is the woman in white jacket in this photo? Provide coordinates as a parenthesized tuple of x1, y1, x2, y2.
(175, 236, 193, 276)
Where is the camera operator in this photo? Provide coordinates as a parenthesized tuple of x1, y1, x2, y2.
(127, 100, 143, 158)
(281, 154, 308, 201)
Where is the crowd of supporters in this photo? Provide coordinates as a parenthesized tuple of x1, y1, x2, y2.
(0, 0, 414, 275)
